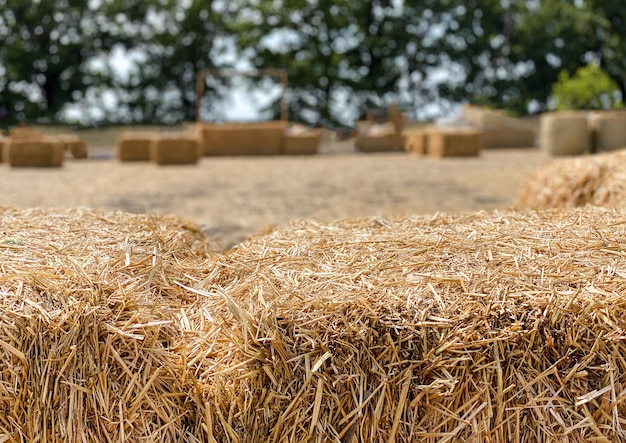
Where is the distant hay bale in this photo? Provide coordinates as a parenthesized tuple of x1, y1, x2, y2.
(481, 127, 536, 149)
(0, 135, 8, 162)
(516, 150, 626, 209)
(540, 112, 591, 156)
(116, 132, 157, 162)
(402, 128, 429, 155)
(195, 121, 287, 156)
(55, 133, 88, 159)
(427, 127, 482, 157)
(5, 138, 65, 167)
(463, 104, 509, 128)
(355, 122, 403, 152)
(150, 133, 201, 165)
(589, 113, 626, 152)
(0, 208, 216, 440)
(191, 207, 626, 441)
(8, 125, 45, 140)
(282, 126, 321, 155)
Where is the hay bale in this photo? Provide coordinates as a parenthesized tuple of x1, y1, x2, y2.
(355, 123, 403, 152)
(116, 132, 157, 162)
(5, 138, 65, 167)
(589, 113, 626, 152)
(8, 125, 45, 140)
(462, 104, 509, 128)
(195, 121, 287, 156)
(481, 127, 536, 149)
(282, 126, 321, 155)
(402, 128, 429, 155)
(150, 133, 201, 165)
(190, 207, 626, 441)
(0, 135, 8, 162)
(427, 127, 482, 157)
(0, 207, 216, 441)
(540, 112, 591, 156)
(516, 150, 626, 209)
(55, 133, 88, 159)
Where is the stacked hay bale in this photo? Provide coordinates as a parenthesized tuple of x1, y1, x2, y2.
(427, 127, 482, 157)
(589, 112, 626, 153)
(539, 112, 591, 156)
(195, 121, 287, 156)
(150, 132, 202, 165)
(282, 125, 321, 155)
(354, 122, 403, 152)
(516, 150, 626, 209)
(0, 135, 8, 162)
(116, 132, 156, 162)
(463, 104, 536, 149)
(5, 126, 65, 167)
(402, 127, 429, 155)
(55, 133, 88, 159)
(0, 208, 216, 441)
(190, 208, 626, 441)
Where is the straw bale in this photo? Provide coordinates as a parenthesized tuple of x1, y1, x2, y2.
(0, 136, 7, 162)
(9, 126, 45, 141)
(540, 112, 591, 156)
(150, 133, 201, 165)
(463, 104, 509, 128)
(481, 127, 536, 149)
(55, 133, 88, 159)
(516, 150, 626, 209)
(589, 113, 626, 152)
(428, 127, 482, 157)
(403, 128, 429, 155)
(195, 121, 287, 156)
(189, 207, 626, 441)
(282, 127, 321, 155)
(355, 123, 403, 152)
(0, 207, 217, 441)
(5, 138, 65, 167)
(116, 132, 157, 162)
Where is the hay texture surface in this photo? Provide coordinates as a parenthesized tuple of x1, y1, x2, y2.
(8, 206, 626, 441)
(517, 150, 626, 210)
(0, 208, 215, 441)
(192, 207, 626, 442)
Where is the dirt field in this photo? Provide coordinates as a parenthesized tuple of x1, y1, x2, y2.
(0, 133, 548, 248)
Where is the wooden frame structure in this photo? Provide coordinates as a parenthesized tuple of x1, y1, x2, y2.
(195, 69, 289, 122)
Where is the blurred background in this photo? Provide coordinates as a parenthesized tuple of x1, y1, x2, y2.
(0, 0, 624, 131)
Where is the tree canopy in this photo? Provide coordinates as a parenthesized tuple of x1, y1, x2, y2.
(0, 0, 625, 128)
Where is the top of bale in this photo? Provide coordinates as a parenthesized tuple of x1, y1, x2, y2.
(190, 207, 626, 442)
(0, 207, 218, 441)
(516, 150, 626, 209)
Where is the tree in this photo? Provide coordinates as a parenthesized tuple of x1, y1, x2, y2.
(231, 0, 429, 127)
(0, 0, 113, 125)
(550, 63, 622, 110)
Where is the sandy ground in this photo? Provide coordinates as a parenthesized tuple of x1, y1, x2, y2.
(0, 138, 549, 249)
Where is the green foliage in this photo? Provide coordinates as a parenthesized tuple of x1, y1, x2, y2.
(551, 63, 622, 110)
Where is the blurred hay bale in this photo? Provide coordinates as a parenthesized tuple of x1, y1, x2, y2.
(516, 150, 626, 209)
(481, 127, 536, 149)
(116, 132, 157, 162)
(427, 127, 482, 157)
(150, 133, 201, 165)
(55, 133, 88, 159)
(463, 105, 537, 149)
(354, 122, 403, 152)
(5, 138, 65, 167)
(195, 121, 287, 156)
(589, 112, 626, 152)
(0, 207, 216, 441)
(282, 126, 321, 155)
(0, 135, 8, 162)
(191, 207, 626, 441)
(540, 112, 591, 156)
(8, 125, 45, 141)
(402, 128, 429, 155)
